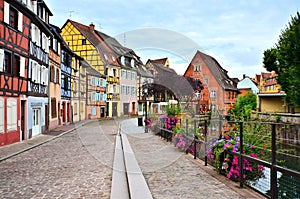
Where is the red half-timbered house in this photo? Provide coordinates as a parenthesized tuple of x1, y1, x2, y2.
(0, 0, 30, 146)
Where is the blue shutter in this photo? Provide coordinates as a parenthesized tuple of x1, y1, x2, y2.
(103, 79, 106, 87)
(103, 94, 107, 101)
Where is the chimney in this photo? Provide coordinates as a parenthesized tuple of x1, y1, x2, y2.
(89, 23, 95, 31)
(243, 74, 246, 79)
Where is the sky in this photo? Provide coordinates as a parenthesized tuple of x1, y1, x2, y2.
(47, 0, 299, 79)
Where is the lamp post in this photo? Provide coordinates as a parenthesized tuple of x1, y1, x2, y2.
(142, 83, 148, 133)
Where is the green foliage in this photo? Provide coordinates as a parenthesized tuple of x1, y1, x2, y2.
(228, 91, 257, 120)
(165, 103, 181, 117)
(263, 12, 300, 107)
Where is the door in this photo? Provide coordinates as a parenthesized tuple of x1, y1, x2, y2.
(112, 102, 118, 117)
(32, 108, 41, 137)
(123, 103, 129, 115)
(58, 102, 61, 125)
(21, 100, 26, 140)
(101, 107, 105, 118)
(132, 102, 136, 115)
(45, 104, 49, 132)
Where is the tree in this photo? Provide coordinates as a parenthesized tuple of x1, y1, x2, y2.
(263, 12, 300, 108)
(228, 91, 257, 120)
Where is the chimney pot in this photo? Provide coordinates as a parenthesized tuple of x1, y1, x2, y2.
(89, 23, 95, 31)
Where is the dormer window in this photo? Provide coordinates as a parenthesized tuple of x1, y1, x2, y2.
(82, 39, 86, 45)
(104, 54, 108, 60)
(112, 56, 116, 62)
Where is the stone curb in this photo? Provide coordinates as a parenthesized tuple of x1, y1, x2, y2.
(121, 133, 153, 199)
(110, 125, 130, 199)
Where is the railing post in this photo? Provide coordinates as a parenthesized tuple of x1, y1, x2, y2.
(271, 123, 278, 199)
(239, 121, 244, 188)
(185, 119, 188, 154)
(204, 120, 208, 166)
(218, 115, 223, 139)
(194, 120, 197, 159)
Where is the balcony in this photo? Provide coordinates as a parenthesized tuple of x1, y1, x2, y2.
(107, 93, 120, 101)
(106, 76, 119, 84)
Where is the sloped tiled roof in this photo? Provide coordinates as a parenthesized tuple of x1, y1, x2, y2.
(149, 58, 168, 66)
(187, 51, 238, 91)
(146, 59, 176, 75)
(96, 31, 134, 59)
(66, 20, 119, 67)
(86, 64, 105, 78)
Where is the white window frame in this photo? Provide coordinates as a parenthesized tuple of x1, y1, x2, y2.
(0, 49, 4, 72)
(7, 98, 17, 132)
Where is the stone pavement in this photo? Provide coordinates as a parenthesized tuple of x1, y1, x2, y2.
(0, 119, 117, 198)
(124, 119, 265, 199)
(0, 119, 93, 161)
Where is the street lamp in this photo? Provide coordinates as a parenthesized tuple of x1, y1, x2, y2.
(142, 83, 148, 133)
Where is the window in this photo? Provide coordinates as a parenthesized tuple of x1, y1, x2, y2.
(113, 85, 117, 93)
(64, 76, 68, 90)
(104, 54, 108, 60)
(7, 98, 17, 132)
(194, 65, 201, 72)
(121, 85, 125, 94)
(204, 78, 208, 85)
(126, 71, 130, 79)
(131, 86, 136, 95)
(51, 98, 57, 118)
(210, 90, 217, 99)
(113, 69, 117, 77)
(121, 69, 126, 78)
(80, 102, 84, 113)
(211, 104, 216, 111)
(91, 92, 96, 101)
(90, 77, 95, 86)
(82, 39, 86, 45)
(56, 68, 60, 84)
(9, 6, 18, 29)
(50, 66, 55, 82)
(92, 107, 96, 116)
(0, 98, 4, 133)
(12, 55, 20, 76)
(74, 103, 78, 115)
(3, 51, 12, 74)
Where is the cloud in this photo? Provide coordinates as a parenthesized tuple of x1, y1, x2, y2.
(47, 0, 299, 79)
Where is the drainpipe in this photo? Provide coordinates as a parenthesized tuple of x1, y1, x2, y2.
(79, 63, 81, 121)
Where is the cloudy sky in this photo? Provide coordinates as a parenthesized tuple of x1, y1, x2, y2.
(47, 0, 298, 79)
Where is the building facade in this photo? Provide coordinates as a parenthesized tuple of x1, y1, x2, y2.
(48, 24, 62, 130)
(0, 0, 30, 145)
(86, 65, 106, 119)
(184, 51, 239, 115)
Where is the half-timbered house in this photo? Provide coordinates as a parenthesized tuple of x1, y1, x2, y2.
(0, 0, 29, 145)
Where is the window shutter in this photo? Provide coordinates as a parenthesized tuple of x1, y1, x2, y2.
(4, 2, 9, 24)
(0, 49, 4, 72)
(20, 56, 25, 77)
(36, 64, 41, 84)
(18, 12, 23, 31)
(44, 68, 49, 85)
(103, 79, 106, 87)
(103, 94, 107, 101)
(31, 24, 35, 43)
(31, 62, 36, 82)
(0, 99, 4, 133)
(7, 99, 17, 131)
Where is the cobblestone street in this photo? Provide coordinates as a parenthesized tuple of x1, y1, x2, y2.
(0, 120, 117, 199)
(126, 132, 263, 199)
